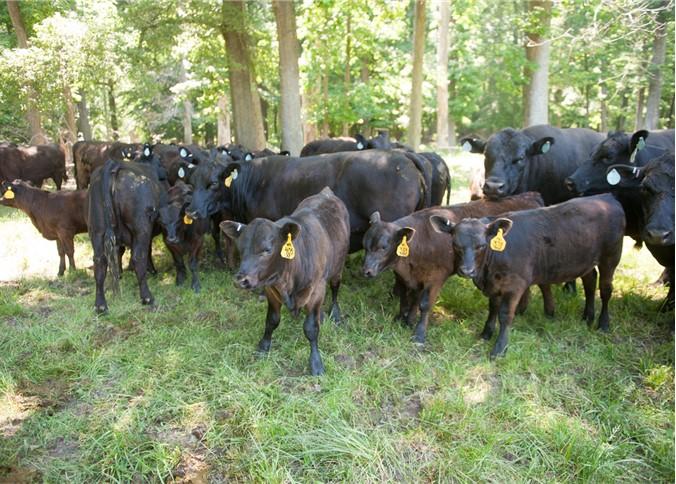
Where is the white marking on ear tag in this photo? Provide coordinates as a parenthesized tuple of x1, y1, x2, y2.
(179, 148, 188, 158)
(144, 147, 151, 157)
(541, 141, 551, 154)
(357, 142, 364, 150)
(606, 168, 621, 186)
(462, 141, 471, 152)
(178, 167, 185, 178)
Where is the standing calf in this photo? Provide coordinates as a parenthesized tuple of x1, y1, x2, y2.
(221, 187, 350, 375)
(0, 180, 88, 276)
(431, 194, 625, 358)
(362, 192, 544, 344)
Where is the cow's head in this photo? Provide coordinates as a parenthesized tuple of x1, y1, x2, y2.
(186, 160, 235, 220)
(362, 211, 415, 278)
(221, 218, 299, 290)
(566, 130, 649, 195)
(158, 181, 192, 244)
(431, 216, 513, 278)
(136, 144, 168, 181)
(481, 129, 554, 200)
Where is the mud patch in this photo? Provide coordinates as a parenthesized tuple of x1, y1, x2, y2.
(0, 394, 41, 437)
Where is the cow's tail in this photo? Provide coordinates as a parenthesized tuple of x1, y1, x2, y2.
(403, 152, 432, 210)
(102, 159, 120, 295)
(445, 170, 452, 205)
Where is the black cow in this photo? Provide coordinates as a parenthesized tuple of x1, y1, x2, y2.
(0, 180, 88, 276)
(221, 187, 350, 375)
(73, 141, 141, 189)
(219, 144, 289, 161)
(0, 143, 67, 190)
(299, 137, 363, 157)
(431, 194, 625, 358)
(462, 125, 606, 205)
(186, 150, 432, 252)
(88, 146, 167, 313)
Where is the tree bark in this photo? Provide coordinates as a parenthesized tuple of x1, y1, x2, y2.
(77, 92, 93, 141)
(435, 0, 450, 148)
(221, 0, 266, 150)
(272, 0, 303, 155)
(63, 84, 78, 144)
(217, 94, 232, 145)
(523, 0, 551, 127)
(408, 0, 426, 150)
(179, 60, 194, 144)
(666, 94, 674, 129)
(635, 87, 646, 131)
(107, 79, 119, 140)
(644, 11, 667, 130)
(7, 0, 46, 144)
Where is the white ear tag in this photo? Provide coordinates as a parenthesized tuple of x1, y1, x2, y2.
(178, 167, 185, 178)
(188, 163, 195, 169)
(179, 148, 188, 158)
(232, 169, 238, 180)
(462, 141, 471, 152)
(541, 141, 551, 154)
(144, 147, 151, 157)
(357, 142, 364, 150)
(606, 168, 621, 186)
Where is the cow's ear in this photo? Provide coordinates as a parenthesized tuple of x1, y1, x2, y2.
(369, 211, 381, 224)
(223, 162, 241, 178)
(280, 221, 301, 241)
(220, 220, 246, 240)
(460, 137, 486, 154)
(486, 218, 513, 238)
(355, 134, 367, 150)
(630, 130, 649, 156)
(430, 215, 455, 234)
(397, 226, 416, 243)
(178, 146, 193, 160)
(528, 137, 555, 156)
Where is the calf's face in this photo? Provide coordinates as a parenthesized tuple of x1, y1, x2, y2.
(221, 218, 300, 290)
(431, 216, 513, 278)
(362, 212, 415, 278)
(186, 161, 234, 220)
(640, 161, 674, 246)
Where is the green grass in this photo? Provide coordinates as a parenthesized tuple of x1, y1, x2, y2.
(0, 153, 673, 482)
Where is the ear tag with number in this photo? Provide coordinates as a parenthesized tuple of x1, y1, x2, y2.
(3, 187, 14, 199)
(224, 169, 238, 188)
(490, 228, 506, 252)
(178, 167, 185, 178)
(357, 142, 364, 150)
(396, 235, 410, 257)
(183, 214, 193, 225)
(143, 147, 151, 157)
(281, 233, 295, 259)
(606, 168, 621, 186)
(541, 141, 551, 154)
(462, 141, 472, 152)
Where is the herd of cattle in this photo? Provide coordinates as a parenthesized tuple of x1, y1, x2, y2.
(0, 126, 673, 374)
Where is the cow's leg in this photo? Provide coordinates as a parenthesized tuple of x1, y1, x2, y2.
(328, 276, 342, 325)
(481, 295, 499, 340)
(660, 265, 674, 312)
(258, 296, 282, 354)
(539, 284, 555, 318)
(413, 284, 441, 345)
(189, 245, 201, 293)
(304, 305, 325, 376)
(490, 288, 524, 359)
(63, 236, 76, 272)
(406, 289, 422, 329)
(56, 239, 66, 277)
(147, 244, 157, 276)
(211, 220, 225, 264)
(581, 268, 597, 325)
(392, 274, 407, 322)
(92, 236, 108, 313)
(167, 246, 186, 286)
(53, 174, 63, 190)
(516, 287, 530, 315)
(131, 239, 153, 306)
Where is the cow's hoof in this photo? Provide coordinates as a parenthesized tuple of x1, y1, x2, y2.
(310, 362, 325, 376)
(95, 305, 108, 314)
(257, 339, 271, 353)
(489, 346, 507, 360)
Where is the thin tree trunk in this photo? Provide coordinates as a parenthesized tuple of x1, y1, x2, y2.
(63, 83, 77, 144)
(221, 0, 266, 150)
(107, 79, 119, 140)
(666, 94, 674, 129)
(523, 0, 551, 127)
(600, 84, 608, 132)
(435, 0, 450, 148)
(341, 12, 352, 136)
(217, 94, 232, 145)
(408, 0, 426, 150)
(644, 10, 667, 130)
(635, 87, 646, 130)
(179, 60, 194, 144)
(102, 86, 112, 139)
(7, 0, 46, 144)
(616, 90, 628, 131)
(272, 0, 303, 155)
(77, 92, 93, 141)
(302, 86, 317, 143)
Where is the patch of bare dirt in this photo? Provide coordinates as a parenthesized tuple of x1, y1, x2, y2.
(148, 425, 211, 483)
(0, 394, 41, 438)
(462, 366, 501, 405)
(0, 465, 41, 483)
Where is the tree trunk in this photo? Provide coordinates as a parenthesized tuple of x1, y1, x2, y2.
(77, 92, 93, 141)
(7, 0, 46, 144)
(302, 86, 317, 143)
(341, 12, 352, 136)
(435, 0, 450, 149)
(666, 94, 674, 129)
(523, 0, 551, 127)
(635, 87, 646, 130)
(63, 83, 78, 144)
(179, 60, 194, 144)
(221, 0, 266, 150)
(217, 94, 232, 145)
(408, 0, 426, 150)
(102, 86, 111, 139)
(599, 84, 608, 132)
(272, 0, 303, 155)
(616, 90, 628, 131)
(107, 79, 119, 140)
(644, 11, 667, 130)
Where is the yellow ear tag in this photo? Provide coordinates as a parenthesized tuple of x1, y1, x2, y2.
(3, 187, 14, 200)
(224, 175, 233, 188)
(490, 228, 507, 252)
(396, 235, 410, 257)
(183, 214, 193, 225)
(280, 233, 295, 260)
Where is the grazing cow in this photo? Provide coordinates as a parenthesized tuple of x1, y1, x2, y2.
(186, 149, 432, 252)
(0, 144, 67, 189)
(221, 187, 350, 376)
(362, 192, 544, 343)
(73, 141, 141, 188)
(610, 152, 675, 310)
(430, 194, 625, 358)
(88, 147, 166, 313)
(0, 180, 88, 276)
(462, 125, 605, 205)
(158, 181, 210, 292)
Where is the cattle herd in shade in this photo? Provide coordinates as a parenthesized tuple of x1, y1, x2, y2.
(0, 127, 673, 374)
